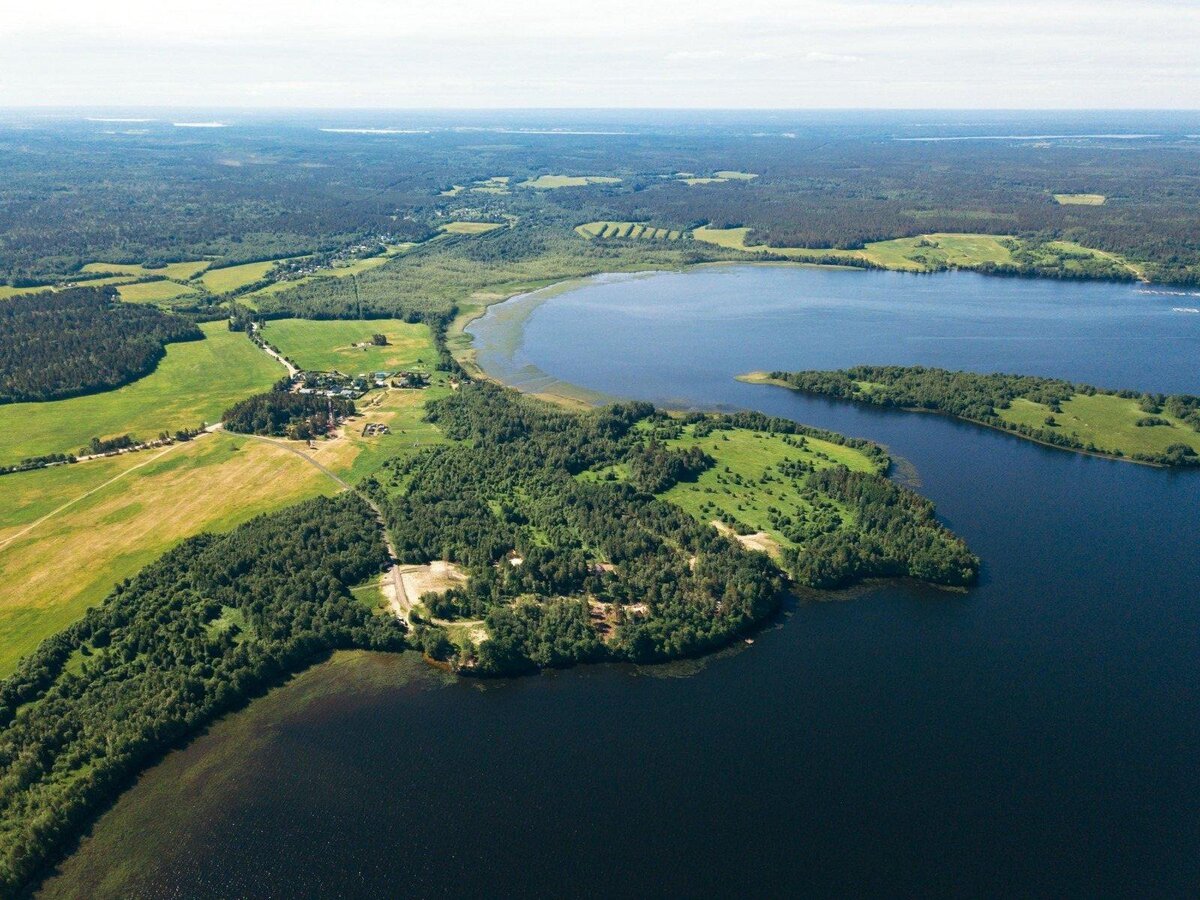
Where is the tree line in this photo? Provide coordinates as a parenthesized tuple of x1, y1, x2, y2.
(0, 287, 201, 404)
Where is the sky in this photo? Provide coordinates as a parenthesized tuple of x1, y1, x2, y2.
(1, 0, 1197, 109)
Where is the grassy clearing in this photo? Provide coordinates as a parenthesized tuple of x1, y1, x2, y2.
(441, 221, 504, 235)
(116, 280, 201, 304)
(576, 221, 685, 241)
(82, 260, 211, 280)
(260, 318, 438, 373)
(1054, 193, 1106, 205)
(692, 226, 1134, 275)
(520, 174, 622, 189)
(692, 226, 864, 263)
(679, 170, 758, 185)
(200, 259, 290, 294)
(0, 322, 284, 466)
(999, 394, 1200, 458)
(650, 425, 878, 550)
(0, 432, 338, 677)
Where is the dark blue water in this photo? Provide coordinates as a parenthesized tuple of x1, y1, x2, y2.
(47, 267, 1200, 899)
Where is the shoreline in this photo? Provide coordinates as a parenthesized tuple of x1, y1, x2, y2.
(738, 372, 1177, 469)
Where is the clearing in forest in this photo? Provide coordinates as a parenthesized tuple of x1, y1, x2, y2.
(1054, 193, 1106, 205)
(260, 318, 439, 373)
(520, 174, 622, 189)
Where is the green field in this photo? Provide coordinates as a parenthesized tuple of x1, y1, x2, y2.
(576, 221, 683, 241)
(520, 174, 622, 189)
(0, 322, 284, 466)
(83, 260, 211, 280)
(692, 226, 864, 263)
(999, 394, 1200, 458)
(260, 318, 439, 373)
(116, 280, 201, 304)
(679, 170, 758, 185)
(200, 259, 289, 294)
(441, 221, 505, 235)
(0, 432, 338, 677)
(1054, 193, 1106, 205)
(630, 424, 878, 550)
(863, 233, 1014, 270)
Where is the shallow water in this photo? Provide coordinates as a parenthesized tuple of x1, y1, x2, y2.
(46, 266, 1200, 898)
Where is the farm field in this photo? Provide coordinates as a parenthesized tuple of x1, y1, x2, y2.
(0, 432, 339, 677)
(441, 221, 504, 234)
(116, 279, 201, 304)
(679, 170, 759, 185)
(998, 394, 1200, 458)
(691, 226, 864, 263)
(0, 322, 284, 466)
(520, 174, 621, 189)
(260, 318, 439, 373)
(83, 260, 211, 280)
(200, 258, 292, 294)
(1054, 193, 1106, 205)
(576, 221, 683, 240)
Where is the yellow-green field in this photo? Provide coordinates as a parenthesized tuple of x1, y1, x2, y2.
(691, 226, 1134, 274)
(83, 260, 211, 280)
(658, 425, 878, 549)
(679, 170, 758, 185)
(0, 432, 339, 677)
(520, 174, 622, 189)
(576, 221, 683, 240)
(441, 221, 505, 235)
(200, 259, 291, 294)
(1054, 193, 1106, 205)
(116, 280, 201, 304)
(0, 322, 284, 466)
(260, 318, 439, 373)
(998, 394, 1200, 459)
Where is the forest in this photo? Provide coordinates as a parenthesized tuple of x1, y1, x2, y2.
(763, 366, 1200, 466)
(0, 494, 403, 896)
(222, 391, 356, 439)
(0, 287, 201, 404)
(369, 383, 977, 673)
(5, 114, 1200, 285)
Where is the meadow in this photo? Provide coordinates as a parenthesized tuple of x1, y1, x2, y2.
(0, 432, 338, 676)
(520, 175, 622, 189)
(999, 394, 1200, 458)
(200, 259, 290, 294)
(116, 279, 201, 304)
(1054, 193, 1107, 205)
(83, 260, 211, 280)
(440, 221, 505, 235)
(260, 318, 438, 373)
(656, 424, 879, 550)
(0, 322, 283, 465)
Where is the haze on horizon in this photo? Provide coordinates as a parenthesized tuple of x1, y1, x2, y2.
(1, 0, 1198, 110)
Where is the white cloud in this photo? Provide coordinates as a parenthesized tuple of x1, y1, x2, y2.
(0, 0, 1196, 107)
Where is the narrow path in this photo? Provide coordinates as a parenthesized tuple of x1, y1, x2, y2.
(237, 431, 410, 626)
(249, 323, 299, 377)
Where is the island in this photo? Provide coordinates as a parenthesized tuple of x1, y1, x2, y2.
(741, 367, 1200, 467)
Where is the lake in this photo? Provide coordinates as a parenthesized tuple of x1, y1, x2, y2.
(44, 266, 1200, 898)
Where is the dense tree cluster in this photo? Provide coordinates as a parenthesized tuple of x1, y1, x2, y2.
(768, 366, 1200, 466)
(0, 287, 201, 404)
(368, 382, 975, 675)
(222, 392, 355, 439)
(0, 495, 402, 895)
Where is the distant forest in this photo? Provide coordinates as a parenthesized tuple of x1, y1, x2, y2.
(4, 117, 1200, 283)
(0, 287, 201, 404)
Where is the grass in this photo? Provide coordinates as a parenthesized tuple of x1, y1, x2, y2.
(679, 170, 758, 185)
(691, 227, 1134, 275)
(200, 259, 291, 294)
(441, 221, 505, 235)
(259, 318, 439, 373)
(714, 170, 758, 180)
(576, 221, 684, 241)
(584, 424, 878, 551)
(998, 394, 1200, 458)
(82, 260, 211, 280)
(1054, 193, 1106, 205)
(116, 280, 200, 304)
(0, 432, 339, 677)
(0, 322, 284, 466)
(520, 174, 622, 189)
